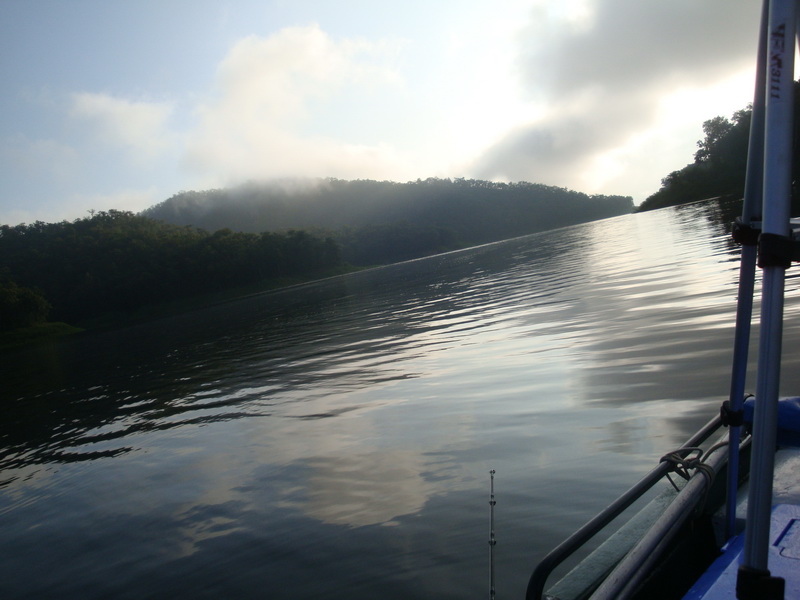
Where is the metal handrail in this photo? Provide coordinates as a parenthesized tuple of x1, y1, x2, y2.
(590, 433, 738, 600)
(525, 414, 724, 600)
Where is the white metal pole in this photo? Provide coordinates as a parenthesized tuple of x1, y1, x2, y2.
(741, 0, 796, 577)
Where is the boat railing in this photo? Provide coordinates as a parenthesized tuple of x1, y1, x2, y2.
(525, 414, 725, 600)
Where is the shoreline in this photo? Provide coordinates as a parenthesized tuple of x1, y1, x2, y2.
(1, 264, 369, 350)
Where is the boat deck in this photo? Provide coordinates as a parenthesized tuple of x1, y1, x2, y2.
(741, 447, 800, 508)
(683, 503, 800, 599)
(684, 447, 800, 600)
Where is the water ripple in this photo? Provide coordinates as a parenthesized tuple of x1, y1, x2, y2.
(4, 199, 800, 599)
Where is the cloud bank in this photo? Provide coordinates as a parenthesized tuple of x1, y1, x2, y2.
(3, 1, 765, 225)
(473, 0, 761, 192)
(183, 24, 411, 185)
(70, 92, 176, 162)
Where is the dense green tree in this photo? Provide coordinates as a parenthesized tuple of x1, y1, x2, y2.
(694, 115, 735, 163)
(0, 279, 51, 331)
(1, 179, 634, 329)
(0, 211, 343, 327)
(639, 80, 800, 212)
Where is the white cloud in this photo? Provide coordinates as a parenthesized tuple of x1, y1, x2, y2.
(183, 25, 411, 184)
(70, 92, 176, 161)
(1, 2, 767, 224)
(520, 0, 757, 97)
(471, 0, 761, 201)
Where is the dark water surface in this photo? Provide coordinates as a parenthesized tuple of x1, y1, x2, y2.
(4, 200, 800, 599)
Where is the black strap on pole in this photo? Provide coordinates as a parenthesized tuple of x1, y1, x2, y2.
(732, 218, 761, 246)
(758, 232, 800, 267)
(736, 566, 786, 600)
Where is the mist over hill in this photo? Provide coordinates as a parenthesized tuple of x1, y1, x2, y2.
(143, 177, 633, 264)
(1, 177, 631, 332)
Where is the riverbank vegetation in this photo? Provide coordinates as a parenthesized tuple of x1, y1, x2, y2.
(0, 211, 342, 333)
(1, 180, 632, 339)
(0, 279, 51, 331)
(2, 176, 636, 340)
(638, 80, 800, 212)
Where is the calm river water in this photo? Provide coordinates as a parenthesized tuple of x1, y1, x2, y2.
(4, 199, 800, 599)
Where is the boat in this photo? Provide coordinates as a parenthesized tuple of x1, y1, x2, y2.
(525, 1, 800, 598)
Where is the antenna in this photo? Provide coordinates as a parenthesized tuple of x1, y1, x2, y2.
(489, 469, 496, 600)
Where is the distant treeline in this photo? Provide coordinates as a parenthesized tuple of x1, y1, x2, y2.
(143, 177, 634, 264)
(0, 211, 340, 329)
(638, 80, 800, 212)
(1, 179, 632, 331)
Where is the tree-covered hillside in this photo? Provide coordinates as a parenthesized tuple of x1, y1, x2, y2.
(638, 80, 800, 212)
(1, 180, 632, 332)
(0, 211, 341, 327)
(143, 177, 633, 263)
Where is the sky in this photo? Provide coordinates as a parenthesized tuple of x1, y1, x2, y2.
(0, 0, 764, 225)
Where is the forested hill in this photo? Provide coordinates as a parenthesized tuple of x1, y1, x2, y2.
(143, 178, 633, 264)
(0, 212, 342, 329)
